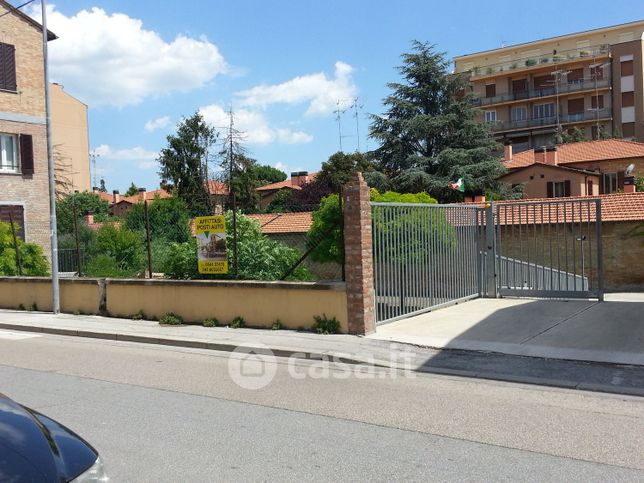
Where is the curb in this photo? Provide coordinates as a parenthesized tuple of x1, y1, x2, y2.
(1, 322, 642, 398)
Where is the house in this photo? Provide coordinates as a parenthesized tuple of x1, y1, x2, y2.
(499, 139, 644, 198)
(453, 20, 644, 151)
(207, 180, 229, 214)
(94, 187, 171, 216)
(256, 171, 316, 209)
(0, 0, 56, 253)
(50, 83, 90, 193)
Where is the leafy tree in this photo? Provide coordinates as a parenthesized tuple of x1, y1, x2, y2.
(161, 212, 310, 281)
(265, 189, 293, 213)
(253, 164, 287, 185)
(558, 127, 588, 144)
(636, 176, 644, 193)
(56, 192, 111, 234)
(0, 222, 49, 276)
(124, 182, 139, 196)
(158, 112, 218, 217)
(369, 41, 505, 201)
(288, 178, 334, 209)
(124, 196, 191, 243)
(229, 154, 261, 213)
(363, 171, 391, 192)
(85, 224, 144, 277)
(318, 152, 374, 189)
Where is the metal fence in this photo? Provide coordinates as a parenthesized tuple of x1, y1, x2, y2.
(57, 248, 85, 274)
(372, 203, 483, 324)
(494, 198, 603, 299)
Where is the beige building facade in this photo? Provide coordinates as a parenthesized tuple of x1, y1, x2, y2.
(50, 83, 90, 193)
(454, 20, 644, 152)
(0, 1, 55, 254)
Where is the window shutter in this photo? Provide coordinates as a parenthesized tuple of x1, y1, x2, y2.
(19, 134, 34, 175)
(0, 43, 17, 91)
(547, 182, 554, 198)
(564, 180, 571, 197)
(617, 171, 625, 189)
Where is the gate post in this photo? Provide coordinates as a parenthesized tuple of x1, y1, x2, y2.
(343, 172, 376, 335)
(484, 202, 498, 298)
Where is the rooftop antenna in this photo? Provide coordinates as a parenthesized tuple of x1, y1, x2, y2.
(352, 97, 364, 152)
(90, 151, 99, 188)
(626, 163, 635, 175)
(334, 100, 344, 152)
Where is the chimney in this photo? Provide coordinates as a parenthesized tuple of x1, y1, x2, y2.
(92, 186, 99, 193)
(534, 146, 547, 164)
(112, 190, 120, 204)
(545, 146, 558, 165)
(503, 142, 513, 162)
(624, 175, 636, 193)
(84, 212, 94, 225)
(138, 187, 146, 202)
(290, 171, 309, 187)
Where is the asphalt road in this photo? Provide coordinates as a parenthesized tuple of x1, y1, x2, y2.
(0, 330, 642, 482)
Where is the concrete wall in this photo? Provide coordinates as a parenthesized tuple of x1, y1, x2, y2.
(0, 277, 349, 332)
(50, 83, 90, 193)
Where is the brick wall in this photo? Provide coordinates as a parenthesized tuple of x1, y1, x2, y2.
(343, 172, 375, 335)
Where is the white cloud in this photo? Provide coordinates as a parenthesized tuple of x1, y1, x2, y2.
(144, 116, 171, 132)
(199, 104, 313, 145)
(235, 62, 357, 116)
(94, 144, 157, 169)
(31, 5, 227, 107)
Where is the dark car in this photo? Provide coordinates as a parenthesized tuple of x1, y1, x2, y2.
(0, 393, 108, 482)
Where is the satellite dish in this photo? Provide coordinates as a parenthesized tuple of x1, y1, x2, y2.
(625, 163, 635, 175)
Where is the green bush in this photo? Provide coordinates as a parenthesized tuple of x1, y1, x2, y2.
(271, 319, 282, 330)
(0, 222, 49, 276)
(56, 192, 111, 234)
(230, 316, 246, 329)
(203, 318, 219, 327)
(84, 224, 144, 277)
(159, 312, 183, 325)
(124, 196, 191, 243)
(313, 314, 341, 335)
(131, 310, 146, 320)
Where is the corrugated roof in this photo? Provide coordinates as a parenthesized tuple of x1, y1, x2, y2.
(247, 212, 313, 234)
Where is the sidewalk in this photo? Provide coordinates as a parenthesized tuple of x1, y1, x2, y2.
(0, 309, 643, 396)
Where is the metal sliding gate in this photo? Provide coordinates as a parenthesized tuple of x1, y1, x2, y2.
(493, 198, 603, 300)
(372, 198, 604, 325)
(372, 203, 484, 324)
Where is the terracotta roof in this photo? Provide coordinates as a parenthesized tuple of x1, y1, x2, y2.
(247, 212, 313, 234)
(256, 180, 303, 191)
(121, 189, 172, 204)
(504, 139, 644, 169)
(207, 181, 229, 195)
(498, 162, 600, 179)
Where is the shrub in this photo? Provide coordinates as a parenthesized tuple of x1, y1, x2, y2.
(131, 310, 146, 320)
(271, 320, 282, 330)
(525, 59, 537, 66)
(159, 312, 183, 325)
(56, 192, 111, 234)
(313, 314, 341, 335)
(85, 224, 144, 277)
(0, 222, 49, 276)
(124, 196, 191, 243)
(203, 318, 219, 327)
(230, 316, 246, 329)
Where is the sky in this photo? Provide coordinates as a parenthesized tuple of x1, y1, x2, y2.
(19, 0, 644, 192)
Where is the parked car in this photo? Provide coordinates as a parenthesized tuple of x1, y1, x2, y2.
(0, 393, 108, 482)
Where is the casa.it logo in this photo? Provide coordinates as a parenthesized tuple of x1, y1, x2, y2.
(227, 344, 277, 390)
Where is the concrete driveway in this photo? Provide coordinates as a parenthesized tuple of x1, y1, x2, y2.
(369, 293, 644, 366)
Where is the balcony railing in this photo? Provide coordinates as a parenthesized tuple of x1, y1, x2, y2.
(467, 44, 610, 79)
(489, 108, 611, 132)
(473, 78, 611, 107)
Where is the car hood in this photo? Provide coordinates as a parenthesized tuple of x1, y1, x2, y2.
(0, 393, 98, 482)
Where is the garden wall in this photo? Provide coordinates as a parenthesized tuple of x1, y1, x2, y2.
(0, 277, 348, 332)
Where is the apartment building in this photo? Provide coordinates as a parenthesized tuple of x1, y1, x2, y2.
(51, 83, 90, 193)
(454, 20, 644, 152)
(0, 0, 56, 253)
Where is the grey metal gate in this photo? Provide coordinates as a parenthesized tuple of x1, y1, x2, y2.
(372, 203, 484, 324)
(492, 198, 604, 300)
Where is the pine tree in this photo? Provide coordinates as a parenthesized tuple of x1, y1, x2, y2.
(369, 41, 505, 201)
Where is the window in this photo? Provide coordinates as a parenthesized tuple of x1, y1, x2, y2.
(602, 173, 618, 194)
(622, 92, 635, 107)
(511, 106, 527, 121)
(547, 180, 571, 198)
(622, 122, 635, 138)
(621, 60, 634, 76)
(533, 75, 552, 89)
(484, 110, 497, 123)
(0, 43, 16, 92)
(485, 83, 496, 98)
(567, 98, 584, 114)
(533, 103, 555, 119)
(0, 134, 17, 172)
(587, 180, 594, 196)
(512, 78, 527, 94)
(567, 68, 584, 84)
(591, 95, 604, 109)
(590, 65, 604, 80)
(0, 205, 24, 240)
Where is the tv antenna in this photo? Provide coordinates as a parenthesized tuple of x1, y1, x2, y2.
(90, 151, 100, 188)
(351, 97, 364, 152)
(626, 163, 635, 175)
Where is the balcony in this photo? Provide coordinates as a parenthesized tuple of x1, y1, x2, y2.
(472, 78, 611, 107)
(488, 108, 611, 132)
(466, 44, 610, 80)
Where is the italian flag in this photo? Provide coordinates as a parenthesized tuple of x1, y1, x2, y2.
(449, 178, 464, 192)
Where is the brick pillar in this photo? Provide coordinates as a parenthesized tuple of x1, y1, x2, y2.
(343, 172, 375, 335)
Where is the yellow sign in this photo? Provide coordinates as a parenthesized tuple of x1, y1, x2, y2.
(194, 216, 228, 274)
